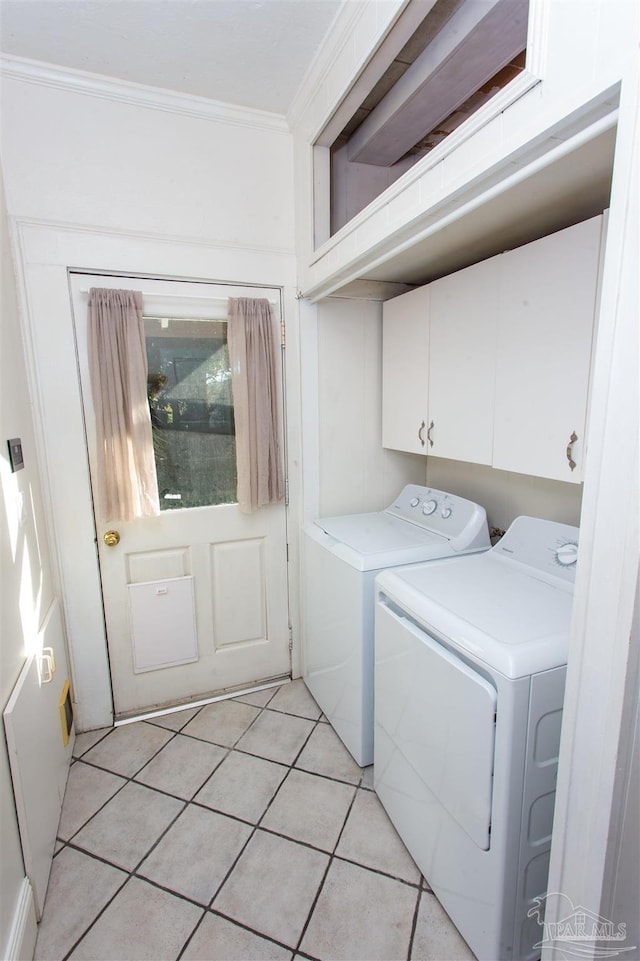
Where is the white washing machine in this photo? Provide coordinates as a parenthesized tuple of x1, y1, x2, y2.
(374, 515, 580, 961)
(302, 485, 490, 766)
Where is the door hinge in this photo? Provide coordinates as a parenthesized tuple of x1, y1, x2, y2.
(280, 319, 286, 348)
(284, 476, 289, 506)
(288, 625, 293, 652)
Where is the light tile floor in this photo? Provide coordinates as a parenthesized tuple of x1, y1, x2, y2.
(35, 680, 476, 961)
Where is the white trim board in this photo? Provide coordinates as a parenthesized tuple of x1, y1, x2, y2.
(0, 54, 290, 134)
(2, 878, 37, 961)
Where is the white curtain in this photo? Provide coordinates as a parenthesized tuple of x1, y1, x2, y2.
(87, 288, 160, 521)
(227, 297, 284, 513)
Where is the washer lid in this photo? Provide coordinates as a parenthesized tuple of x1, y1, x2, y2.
(317, 511, 449, 554)
(311, 512, 455, 571)
(377, 552, 574, 678)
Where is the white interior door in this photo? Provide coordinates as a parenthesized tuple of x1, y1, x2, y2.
(70, 274, 291, 718)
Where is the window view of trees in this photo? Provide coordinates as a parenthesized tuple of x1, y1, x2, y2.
(145, 317, 237, 509)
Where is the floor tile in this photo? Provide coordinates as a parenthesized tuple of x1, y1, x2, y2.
(72, 728, 111, 758)
(134, 733, 227, 799)
(410, 891, 476, 960)
(39, 713, 475, 961)
(233, 685, 280, 708)
(68, 876, 202, 961)
(235, 709, 314, 765)
(295, 722, 362, 784)
(34, 847, 126, 961)
(182, 912, 293, 960)
(182, 699, 260, 747)
(300, 858, 418, 961)
(146, 706, 202, 731)
(81, 722, 173, 778)
(336, 787, 421, 883)
(261, 769, 355, 851)
(195, 749, 288, 823)
(268, 680, 322, 720)
(137, 804, 252, 905)
(57, 761, 126, 840)
(213, 829, 329, 948)
(71, 781, 184, 871)
(361, 764, 375, 790)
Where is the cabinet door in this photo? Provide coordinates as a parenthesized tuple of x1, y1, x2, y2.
(382, 285, 430, 454)
(428, 255, 500, 464)
(493, 216, 603, 482)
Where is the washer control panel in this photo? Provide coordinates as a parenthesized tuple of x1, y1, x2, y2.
(385, 485, 490, 552)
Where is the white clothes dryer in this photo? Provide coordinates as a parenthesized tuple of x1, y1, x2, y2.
(302, 485, 490, 766)
(374, 515, 580, 961)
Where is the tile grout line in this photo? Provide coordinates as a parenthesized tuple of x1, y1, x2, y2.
(48, 684, 426, 961)
(291, 767, 362, 956)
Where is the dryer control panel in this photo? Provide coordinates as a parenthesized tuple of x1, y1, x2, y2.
(493, 515, 580, 585)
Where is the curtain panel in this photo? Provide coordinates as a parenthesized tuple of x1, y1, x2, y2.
(228, 297, 284, 513)
(87, 288, 160, 521)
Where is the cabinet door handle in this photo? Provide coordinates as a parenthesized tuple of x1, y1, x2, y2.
(418, 420, 426, 447)
(427, 420, 434, 448)
(566, 431, 578, 471)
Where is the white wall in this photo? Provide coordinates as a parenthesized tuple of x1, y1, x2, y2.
(0, 63, 294, 250)
(0, 171, 48, 961)
(0, 67, 301, 732)
(425, 458, 582, 532)
(315, 298, 424, 517)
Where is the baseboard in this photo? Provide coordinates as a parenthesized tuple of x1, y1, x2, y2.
(4, 878, 37, 961)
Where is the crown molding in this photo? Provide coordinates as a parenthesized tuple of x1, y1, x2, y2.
(0, 55, 290, 134)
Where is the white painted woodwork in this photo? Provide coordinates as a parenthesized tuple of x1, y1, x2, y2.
(382, 285, 430, 455)
(427, 254, 500, 465)
(71, 274, 291, 718)
(493, 215, 604, 482)
(3, 878, 37, 961)
(348, 0, 529, 167)
(128, 577, 198, 673)
(383, 216, 603, 484)
(296, 0, 634, 302)
(2, 601, 73, 918)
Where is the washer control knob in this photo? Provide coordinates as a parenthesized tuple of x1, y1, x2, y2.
(422, 499, 437, 516)
(441, 507, 452, 519)
(556, 543, 579, 566)
(409, 497, 420, 508)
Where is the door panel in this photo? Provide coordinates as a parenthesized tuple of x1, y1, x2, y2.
(211, 538, 266, 646)
(70, 274, 291, 717)
(375, 598, 496, 850)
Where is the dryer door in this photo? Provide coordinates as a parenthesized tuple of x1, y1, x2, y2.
(376, 598, 497, 849)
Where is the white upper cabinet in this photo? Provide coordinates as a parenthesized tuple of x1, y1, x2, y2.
(428, 255, 500, 465)
(382, 285, 430, 455)
(382, 214, 604, 484)
(493, 216, 603, 482)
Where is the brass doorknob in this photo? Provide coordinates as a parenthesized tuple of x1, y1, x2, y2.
(103, 530, 120, 547)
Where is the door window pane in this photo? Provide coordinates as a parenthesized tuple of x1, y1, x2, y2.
(145, 317, 237, 509)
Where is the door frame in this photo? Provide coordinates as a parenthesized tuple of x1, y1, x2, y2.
(12, 221, 302, 732)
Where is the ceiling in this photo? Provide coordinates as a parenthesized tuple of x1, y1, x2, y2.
(0, 0, 344, 114)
